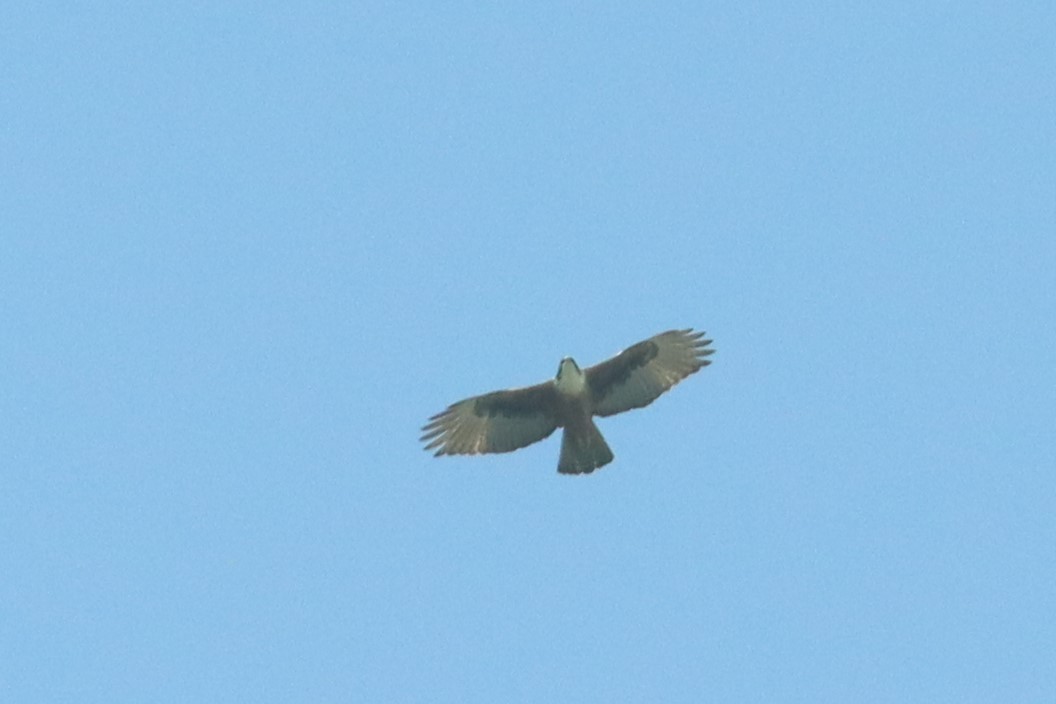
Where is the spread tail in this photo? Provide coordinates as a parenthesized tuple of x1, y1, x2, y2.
(557, 420, 614, 475)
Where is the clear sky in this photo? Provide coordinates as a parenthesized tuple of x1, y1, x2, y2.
(3, 3, 1054, 702)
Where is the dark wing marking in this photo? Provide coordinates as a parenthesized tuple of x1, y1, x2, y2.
(585, 329, 714, 417)
(421, 381, 560, 456)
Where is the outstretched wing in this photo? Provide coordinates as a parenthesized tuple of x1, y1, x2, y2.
(585, 329, 714, 417)
(421, 381, 560, 456)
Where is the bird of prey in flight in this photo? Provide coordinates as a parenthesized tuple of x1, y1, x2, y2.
(421, 329, 714, 474)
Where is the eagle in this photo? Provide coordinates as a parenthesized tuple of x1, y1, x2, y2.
(420, 329, 714, 474)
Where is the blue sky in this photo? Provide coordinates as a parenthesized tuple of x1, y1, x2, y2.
(2, 3, 1054, 702)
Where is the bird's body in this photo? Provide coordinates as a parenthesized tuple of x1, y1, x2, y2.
(421, 329, 714, 474)
(551, 358, 614, 473)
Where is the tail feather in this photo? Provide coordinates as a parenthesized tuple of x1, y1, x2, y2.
(557, 420, 614, 474)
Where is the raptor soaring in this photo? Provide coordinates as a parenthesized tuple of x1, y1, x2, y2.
(421, 329, 714, 474)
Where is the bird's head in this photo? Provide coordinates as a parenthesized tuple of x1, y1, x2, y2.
(554, 357, 585, 394)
